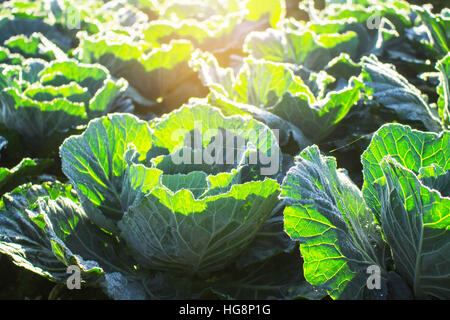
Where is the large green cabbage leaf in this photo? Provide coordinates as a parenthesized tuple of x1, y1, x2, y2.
(373, 157, 450, 299)
(361, 123, 449, 221)
(280, 145, 388, 299)
(437, 53, 450, 128)
(414, 5, 450, 57)
(362, 55, 443, 132)
(361, 124, 450, 299)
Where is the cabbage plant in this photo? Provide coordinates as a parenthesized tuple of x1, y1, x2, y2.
(75, 32, 205, 111)
(0, 58, 130, 147)
(244, 21, 359, 71)
(280, 123, 449, 299)
(60, 103, 281, 273)
(192, 52, 362, 147)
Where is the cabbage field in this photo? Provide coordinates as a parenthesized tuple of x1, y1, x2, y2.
(0, 0, 448, 301)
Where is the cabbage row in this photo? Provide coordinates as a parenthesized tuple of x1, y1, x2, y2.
(0, 0, 448, 300)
